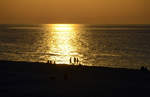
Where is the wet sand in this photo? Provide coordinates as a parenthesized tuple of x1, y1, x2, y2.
(1, 60, 150, 97)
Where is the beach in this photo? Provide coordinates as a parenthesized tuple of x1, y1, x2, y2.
(1, 60, 150, 97)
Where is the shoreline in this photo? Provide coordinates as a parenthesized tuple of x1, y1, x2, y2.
(0, 60, 149, 71)
(1, 60, 150, 80)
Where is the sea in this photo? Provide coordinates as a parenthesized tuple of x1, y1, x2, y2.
(0, 24, 150, 69)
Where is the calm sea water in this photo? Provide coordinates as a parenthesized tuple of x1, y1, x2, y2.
(0, 24, 150, 69)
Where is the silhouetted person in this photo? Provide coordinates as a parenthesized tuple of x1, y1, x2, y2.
(77, 58, 79, 65)
(47, 60, 49, 63)
(70, 57, 72, 64)
(74, 57, 76, 65)
(47, 60, 51, 64)
(53, 61, 56, 64)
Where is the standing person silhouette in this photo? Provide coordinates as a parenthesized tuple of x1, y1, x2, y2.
(74, 57, 76, 65)
(69, 57, 72, 64)
(77, 58, 79, 65)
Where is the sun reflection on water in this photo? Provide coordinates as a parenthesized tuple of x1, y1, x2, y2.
(47, 24, 78, 64)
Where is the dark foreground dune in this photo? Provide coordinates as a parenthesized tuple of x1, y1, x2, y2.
(1, 60, 150, 97)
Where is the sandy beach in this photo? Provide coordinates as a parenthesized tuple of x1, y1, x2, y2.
(0, 60, 149, 97)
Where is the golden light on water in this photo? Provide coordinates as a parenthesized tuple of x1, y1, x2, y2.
(46, 24, 78, 64)
(51, 24, 75, 55)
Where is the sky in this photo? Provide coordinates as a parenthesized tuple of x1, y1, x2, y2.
(0, 0, 150, 24)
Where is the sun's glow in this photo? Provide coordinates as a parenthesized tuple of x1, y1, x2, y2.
(51, 24, 74, 32)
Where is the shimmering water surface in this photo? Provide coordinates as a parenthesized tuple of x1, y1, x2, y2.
(0, 24, 150, 69)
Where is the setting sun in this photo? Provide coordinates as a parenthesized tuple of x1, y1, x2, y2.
(51, 24, 74, 32)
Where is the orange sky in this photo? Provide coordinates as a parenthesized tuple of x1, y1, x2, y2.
(0, 0, 150, 24)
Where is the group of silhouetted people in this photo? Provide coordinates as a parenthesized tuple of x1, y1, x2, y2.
(47, 60, 56, 64)
(140, 66, 148, 72)
(47, 57, 82, 65)
(69, 57, 80, 65)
